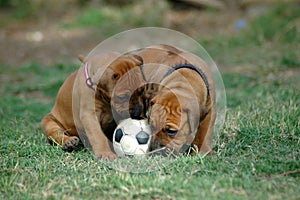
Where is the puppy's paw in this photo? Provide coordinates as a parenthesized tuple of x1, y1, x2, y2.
(63, 136, 81, 151)
(95, 151, 117, 161)
(207, 150, 216, 155)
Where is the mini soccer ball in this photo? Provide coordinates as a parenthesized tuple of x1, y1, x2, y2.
(113, 118, 152, 157)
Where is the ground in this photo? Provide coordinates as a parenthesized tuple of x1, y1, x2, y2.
(0, 2, 247, 67)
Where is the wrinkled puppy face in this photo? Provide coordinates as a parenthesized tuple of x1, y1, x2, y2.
(148, 90, 194, 154)
(96, 54, 143, 107)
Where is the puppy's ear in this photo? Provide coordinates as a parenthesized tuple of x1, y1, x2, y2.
(131, 54, 144, 66)
(183, 108, 199, 135)
(78, 54, 86, 63)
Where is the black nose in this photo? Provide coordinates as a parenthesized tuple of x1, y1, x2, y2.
(115, 128, 124, 143)
(130, 104, 144, 119)
(136, 131, 150, 144)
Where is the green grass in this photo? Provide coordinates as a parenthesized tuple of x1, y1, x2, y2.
(201, 4, 300, 70)
(63, 0, 169, 36)
(1, 3, 300, 200)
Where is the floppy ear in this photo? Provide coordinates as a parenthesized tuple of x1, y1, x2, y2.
(78, 54, 86, 63)
(131, 54, 144, 66)
(183, 108, 199, 136)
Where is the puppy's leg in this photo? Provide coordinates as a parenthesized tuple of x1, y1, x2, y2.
(193, 108, 216, 155)
(80, 113, 116, 160)
(41, 113, 80, 151)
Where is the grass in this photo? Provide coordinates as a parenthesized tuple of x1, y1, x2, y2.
(62, 0, 169, 36)
(201, 3, 300, 70)
(1, 3, 300, 200)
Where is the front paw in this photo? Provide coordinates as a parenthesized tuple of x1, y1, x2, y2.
(95, 151, 117, 160)
(63, 136, 81, 151)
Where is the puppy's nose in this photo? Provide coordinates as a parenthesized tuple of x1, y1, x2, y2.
(136, 131, 150, 144)
(115, 128, 124, 143)
(130, 105, 144, 119)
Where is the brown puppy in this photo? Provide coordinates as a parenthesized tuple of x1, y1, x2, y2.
(125, 45, 216, 155)
(41, 52, 143, 160)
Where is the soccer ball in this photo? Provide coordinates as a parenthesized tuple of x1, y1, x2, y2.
(113, 118, 152, 157)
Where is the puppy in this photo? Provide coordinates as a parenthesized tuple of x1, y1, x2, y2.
(126, 45, 216, 155)
(41, 52, 143, 160)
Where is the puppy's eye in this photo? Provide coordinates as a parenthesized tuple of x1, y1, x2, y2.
(165, 126, 178, 137)
(112, 73, 119, 80)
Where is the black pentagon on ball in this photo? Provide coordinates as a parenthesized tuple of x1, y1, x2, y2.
(136, 131, 150, 144)
(115, 128, 124, 143)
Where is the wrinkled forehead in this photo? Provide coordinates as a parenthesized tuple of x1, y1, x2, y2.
(153, 92, 199, 129)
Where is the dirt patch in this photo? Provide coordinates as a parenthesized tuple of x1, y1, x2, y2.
(0, 4, 247, 67)
(0, 22, 100, 66)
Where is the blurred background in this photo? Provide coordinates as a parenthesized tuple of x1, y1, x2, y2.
(0, 0, 299, 69)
